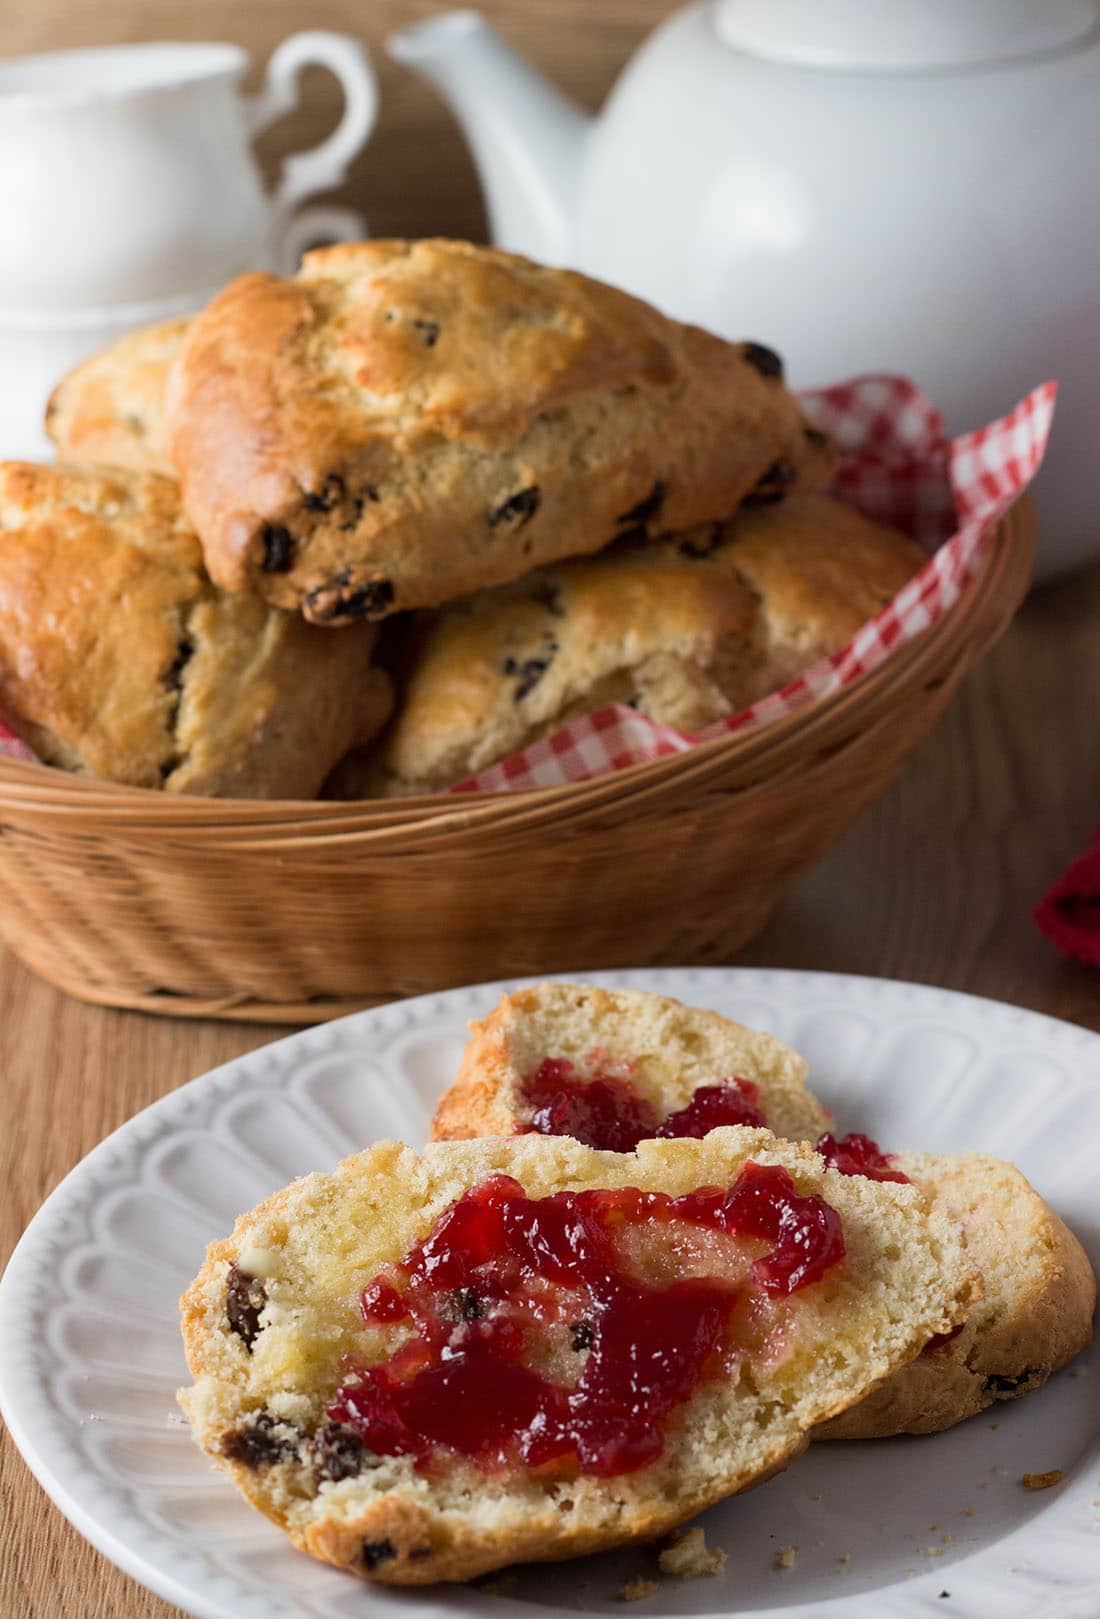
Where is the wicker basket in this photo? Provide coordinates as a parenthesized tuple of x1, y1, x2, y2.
(0, 498, 1034, 1022)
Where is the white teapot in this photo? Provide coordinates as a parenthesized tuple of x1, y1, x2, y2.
(390, 2, 1100, 580)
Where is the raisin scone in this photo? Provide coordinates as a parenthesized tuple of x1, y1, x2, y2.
(0, 462, 392, 796)
(179, 1130, 972, 1585)
(330, 492, 924, 796)
(817, 1148, 1096, 1438)
(433, 984, 1095, 1439)
(162, 238, 837, 624)
(45, 316, 187, 476)
(430, 982, 830, 1147)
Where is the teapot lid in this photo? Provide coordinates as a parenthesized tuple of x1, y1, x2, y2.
(714, 0, 1099, 71)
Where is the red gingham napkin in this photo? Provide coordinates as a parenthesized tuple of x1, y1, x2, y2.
(0, 375, 1055, 786)
(448, 375, 1056, 794)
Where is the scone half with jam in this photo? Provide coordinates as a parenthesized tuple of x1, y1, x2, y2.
(433, 982, 1096, 1440)
(431, 980, 830, 1147)
(179, 1130, 973, 1584)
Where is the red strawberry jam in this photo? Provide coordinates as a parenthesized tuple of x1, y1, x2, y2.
(328, 1164, 845, 1477)
(522, 1056, 766, 1151)
(816, 1132, 910, 1185)
(658, 1082, 767, 1138)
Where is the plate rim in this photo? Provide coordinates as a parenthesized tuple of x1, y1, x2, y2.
(2, 965, 1098, 1619)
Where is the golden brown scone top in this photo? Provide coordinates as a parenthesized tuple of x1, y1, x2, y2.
(164, 239, 836, 623)
(362, 538, 762, 794)
(45, 316, 188, 476)
(716, 492, 927, 692)
(0, 462, 390, 797)
(337, 492, 924, 798)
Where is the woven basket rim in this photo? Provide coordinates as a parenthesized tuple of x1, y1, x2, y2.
(0, 496, 1032, 831)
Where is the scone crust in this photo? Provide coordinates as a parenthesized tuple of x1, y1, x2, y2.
(0, 461, 390, 796)
(353, 541, 763, 795)
(164, 239, 836, 621)
(718, 492, 928, 699)
(45, 317, 188, 476)
(179, 1131, 973, 1584)
(819, 1151, 1095, 1438)
(431, 981, 830, 1145)
(332, 493, 924, 798)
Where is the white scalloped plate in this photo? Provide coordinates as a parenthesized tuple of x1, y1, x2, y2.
(1, 969, 1099, 1619)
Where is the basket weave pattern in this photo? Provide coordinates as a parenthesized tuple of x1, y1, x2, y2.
(0, 499, 1034, 1022)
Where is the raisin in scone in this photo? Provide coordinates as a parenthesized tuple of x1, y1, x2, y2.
(0, 462, 391, 796)
(329, 540, 765, 796)
(433, 984, 1095, 1439)
(45, 316, 187, 476)
(179, 1130, 972, 1584)
(331, 493, 924, 796)
(162, 238, 836, 624)
(431, 982, 830, 1147)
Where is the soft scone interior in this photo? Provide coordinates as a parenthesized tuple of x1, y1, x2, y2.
(180, 1130, 972, 1585)
(431, 984, 1096, 1443)
(431, 980, 831, 1145)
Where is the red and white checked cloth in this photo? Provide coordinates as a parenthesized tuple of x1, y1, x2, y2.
(448, 375, 1057, 793)
(0, 374, 1056, 787)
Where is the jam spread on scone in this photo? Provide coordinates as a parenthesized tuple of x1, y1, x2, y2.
(521, 1057, 766, 1151)
(815, 1132, 910, 1184)
(328, 1167, 845, 1476)
(519, 1058, 909, 1186)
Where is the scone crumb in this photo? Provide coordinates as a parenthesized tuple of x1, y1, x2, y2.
(774, 1544, 798, 1570)
(838, 1552, 851, 1564)
(657, 1527, 726, 1578)
(619, 1576, 658, 1602)
(1021, 1469, 1064, 1490)
(237, 1242, 280, 1278)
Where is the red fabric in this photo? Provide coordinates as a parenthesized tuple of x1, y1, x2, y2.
(1034, 830, 1100, 968)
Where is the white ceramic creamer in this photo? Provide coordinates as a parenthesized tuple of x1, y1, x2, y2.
(0, 33, 377, 457)
(0, 33, 376, 306)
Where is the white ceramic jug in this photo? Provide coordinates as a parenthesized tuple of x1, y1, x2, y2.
(0, 33, 376, 308)
(390, 2, 1100, 580)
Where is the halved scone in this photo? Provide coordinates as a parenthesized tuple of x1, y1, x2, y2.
(817, 1149, 1095, 1437)
(430, 982, 830, 1147)
(433, 983, 1095, 1439)
(179, 1130, 972, 1584)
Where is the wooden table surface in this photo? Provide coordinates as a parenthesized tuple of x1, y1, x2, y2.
(3, 557, 1099, 1617)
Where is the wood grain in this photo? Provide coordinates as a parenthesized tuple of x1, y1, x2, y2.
(3, 557, 1100, 1617)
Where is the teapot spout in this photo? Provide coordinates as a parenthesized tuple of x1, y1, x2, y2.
(387, 10, 589, 264)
